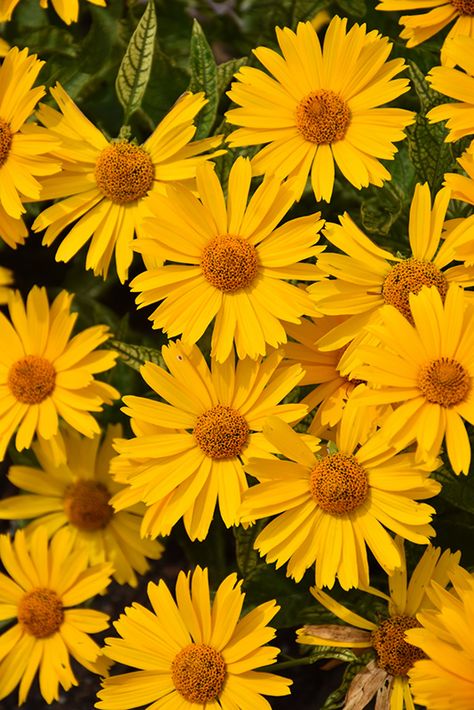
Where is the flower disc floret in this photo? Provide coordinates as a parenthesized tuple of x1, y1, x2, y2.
(95, 142, 155, 204)
(8, 355, 56, 404)
(201, 235, 259, 292)
(18, 588, 64, 638)
(382, 259, 449, 321)
(372, 616, 425, 677)
(451, 0, 474, 14)
(193, 404, 249, 459)
(310, 452, 369, 515)
(0, 118, 12, 167)
(296, 90, 351, 144)
(171, 643, 226, 703)
(64, 480, 113, 531)
(417, 357, 471, 407)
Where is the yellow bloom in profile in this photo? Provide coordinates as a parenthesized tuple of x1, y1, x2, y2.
(427, 36, 474, 145)
(352, 285, 474, 474)
(309, 183, 474, 350)
(408, 565, 474, 710)
(0, 47, 59, 248)
(0, 0, 106, 24)
(0, 265, 13, 303)
(0, 424, 163, 586)
(0, 527, 112, 705)
(32, 85, 223, 282)
(226, 17, 414, 202)
(239, 412, 440, 589)
(132, 157, 323, 362)
(0, 286, 118, 461)
(297, 540, 461, 710)
(377, 0, 474, 65)
(96, 566, 291, 709)
(112, 340, 307, 541)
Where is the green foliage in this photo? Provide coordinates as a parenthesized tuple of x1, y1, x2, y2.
(188, 20, 219, 138)
(109, 339, 165, 371)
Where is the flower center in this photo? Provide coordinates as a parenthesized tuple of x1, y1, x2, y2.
(417, 357, 471, 407)
(371, 616, 425, 677)
(8, 355, 56, 404)
(193, 404, 249, 459)
(171, 643, 226, 703)
(296, 90, 351, 144)
(310, 452, 369, 515)
(201, 235, 259, 293)
(451, 0, 474, 15)
(64, 480, 113, 531)
(95, 142, 155, 204)
(382, 259, 449, 323)
(0, 118, 12, 167)
(18, 588, 64, 638)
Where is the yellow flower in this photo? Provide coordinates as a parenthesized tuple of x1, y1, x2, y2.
(131, 156, 323, 362)
(111, 339, 307, 541)
(32, 85, 223, 282)
(427, 36, 474, 145)
(239, 412, 440, 589)
(226, 17, 414, 202)
(376, 0, 474, 65)
(0, 285, 119, 461)
(0, 0, 106, 24)
(96, 566, 291, 709)
(0, 527, 112, 705)
(309, 183, 474, 350)
(0, 265, 13, 303)
(351, 284, 474, 474)
(0, 47, 59, 248)
(408, 565, 474, 710)
(297, 540, 461, 710)
(0, 424, 163, 586)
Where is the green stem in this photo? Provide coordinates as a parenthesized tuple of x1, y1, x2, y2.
(262, 656, 321, 672)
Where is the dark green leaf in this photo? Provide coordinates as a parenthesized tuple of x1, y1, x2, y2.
(291, 0, 329, 24)
(188, 19, 218, 139)
(321, 652, 375, 710)
(216, 57, 247, 95)
(336, 0, 367, 17)
(109, 339, 164, 371)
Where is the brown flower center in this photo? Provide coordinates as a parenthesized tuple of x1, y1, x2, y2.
(171, 643, 226, 703)
(0, 118, 12, 167)
(8, 355, 56, 404)
(201, 235, 258, 292)
(64, 480, 113, 531)
(310, 452, 369, 515)
(296, 90, 351, 144)
(371, 616, 425, 677)
(193, 404, 249, 459)
(95, 142, 155, 204)
(382, 259, 449, 323)
(418, 357, 471, 407)
(451, 0, 474, 15)
(18, 588, 64, 638)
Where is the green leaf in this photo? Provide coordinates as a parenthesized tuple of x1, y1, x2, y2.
(234, 522, 266, 580)
(321, 652, 374, 710)
(291, 0, 328, 24)
(436, 466, 474, 514)
(336, 0, 367, 17)
(115, 0, 157, 123)
(188, 19, 218, 139)
(216, 57, 247, 95)
(109, 339, 164, 371)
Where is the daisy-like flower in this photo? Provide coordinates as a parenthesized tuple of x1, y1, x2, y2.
(111, 339, 307, 541)
(0, 47, 59, 248)
(0, 285, 118, 461)
(0, 526, 112, 705)
(0, 0, 106, 24)
(132, 156, 323, 362)
(96, 566, 291, 709)
(444, 150, 474, 205)
(225, 17, 414, 203)
(239, 411, 440, 589)
(376, 0, 474, 66)
(407, 564, 474, 710)
(297, 539, 461, 710)
(0, 265, 13, 303)
(32, 85, 223, 282)
(308, 183, 474, 350)
(351, 284, 474, 474)
(0, 424, 163, 586)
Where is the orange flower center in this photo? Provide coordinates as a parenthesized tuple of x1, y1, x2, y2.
(296, 90, 351, 144)
(8, 355, 56, 404)
(64, 480, 114, 531)
(95, 142, 155, 204)
(171, 643, 226, 703)
(382, 259, 449, 323)
(451, 0, 474, 14)
(0, 117, 12, 167)
(18, 588, 64, 638)
(201, 235, 259, 292)
(193, 404, 249, 459)
(371, 616, 425, 677)
(310, 452, 369, 514)
(418, 357, 471, 407)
